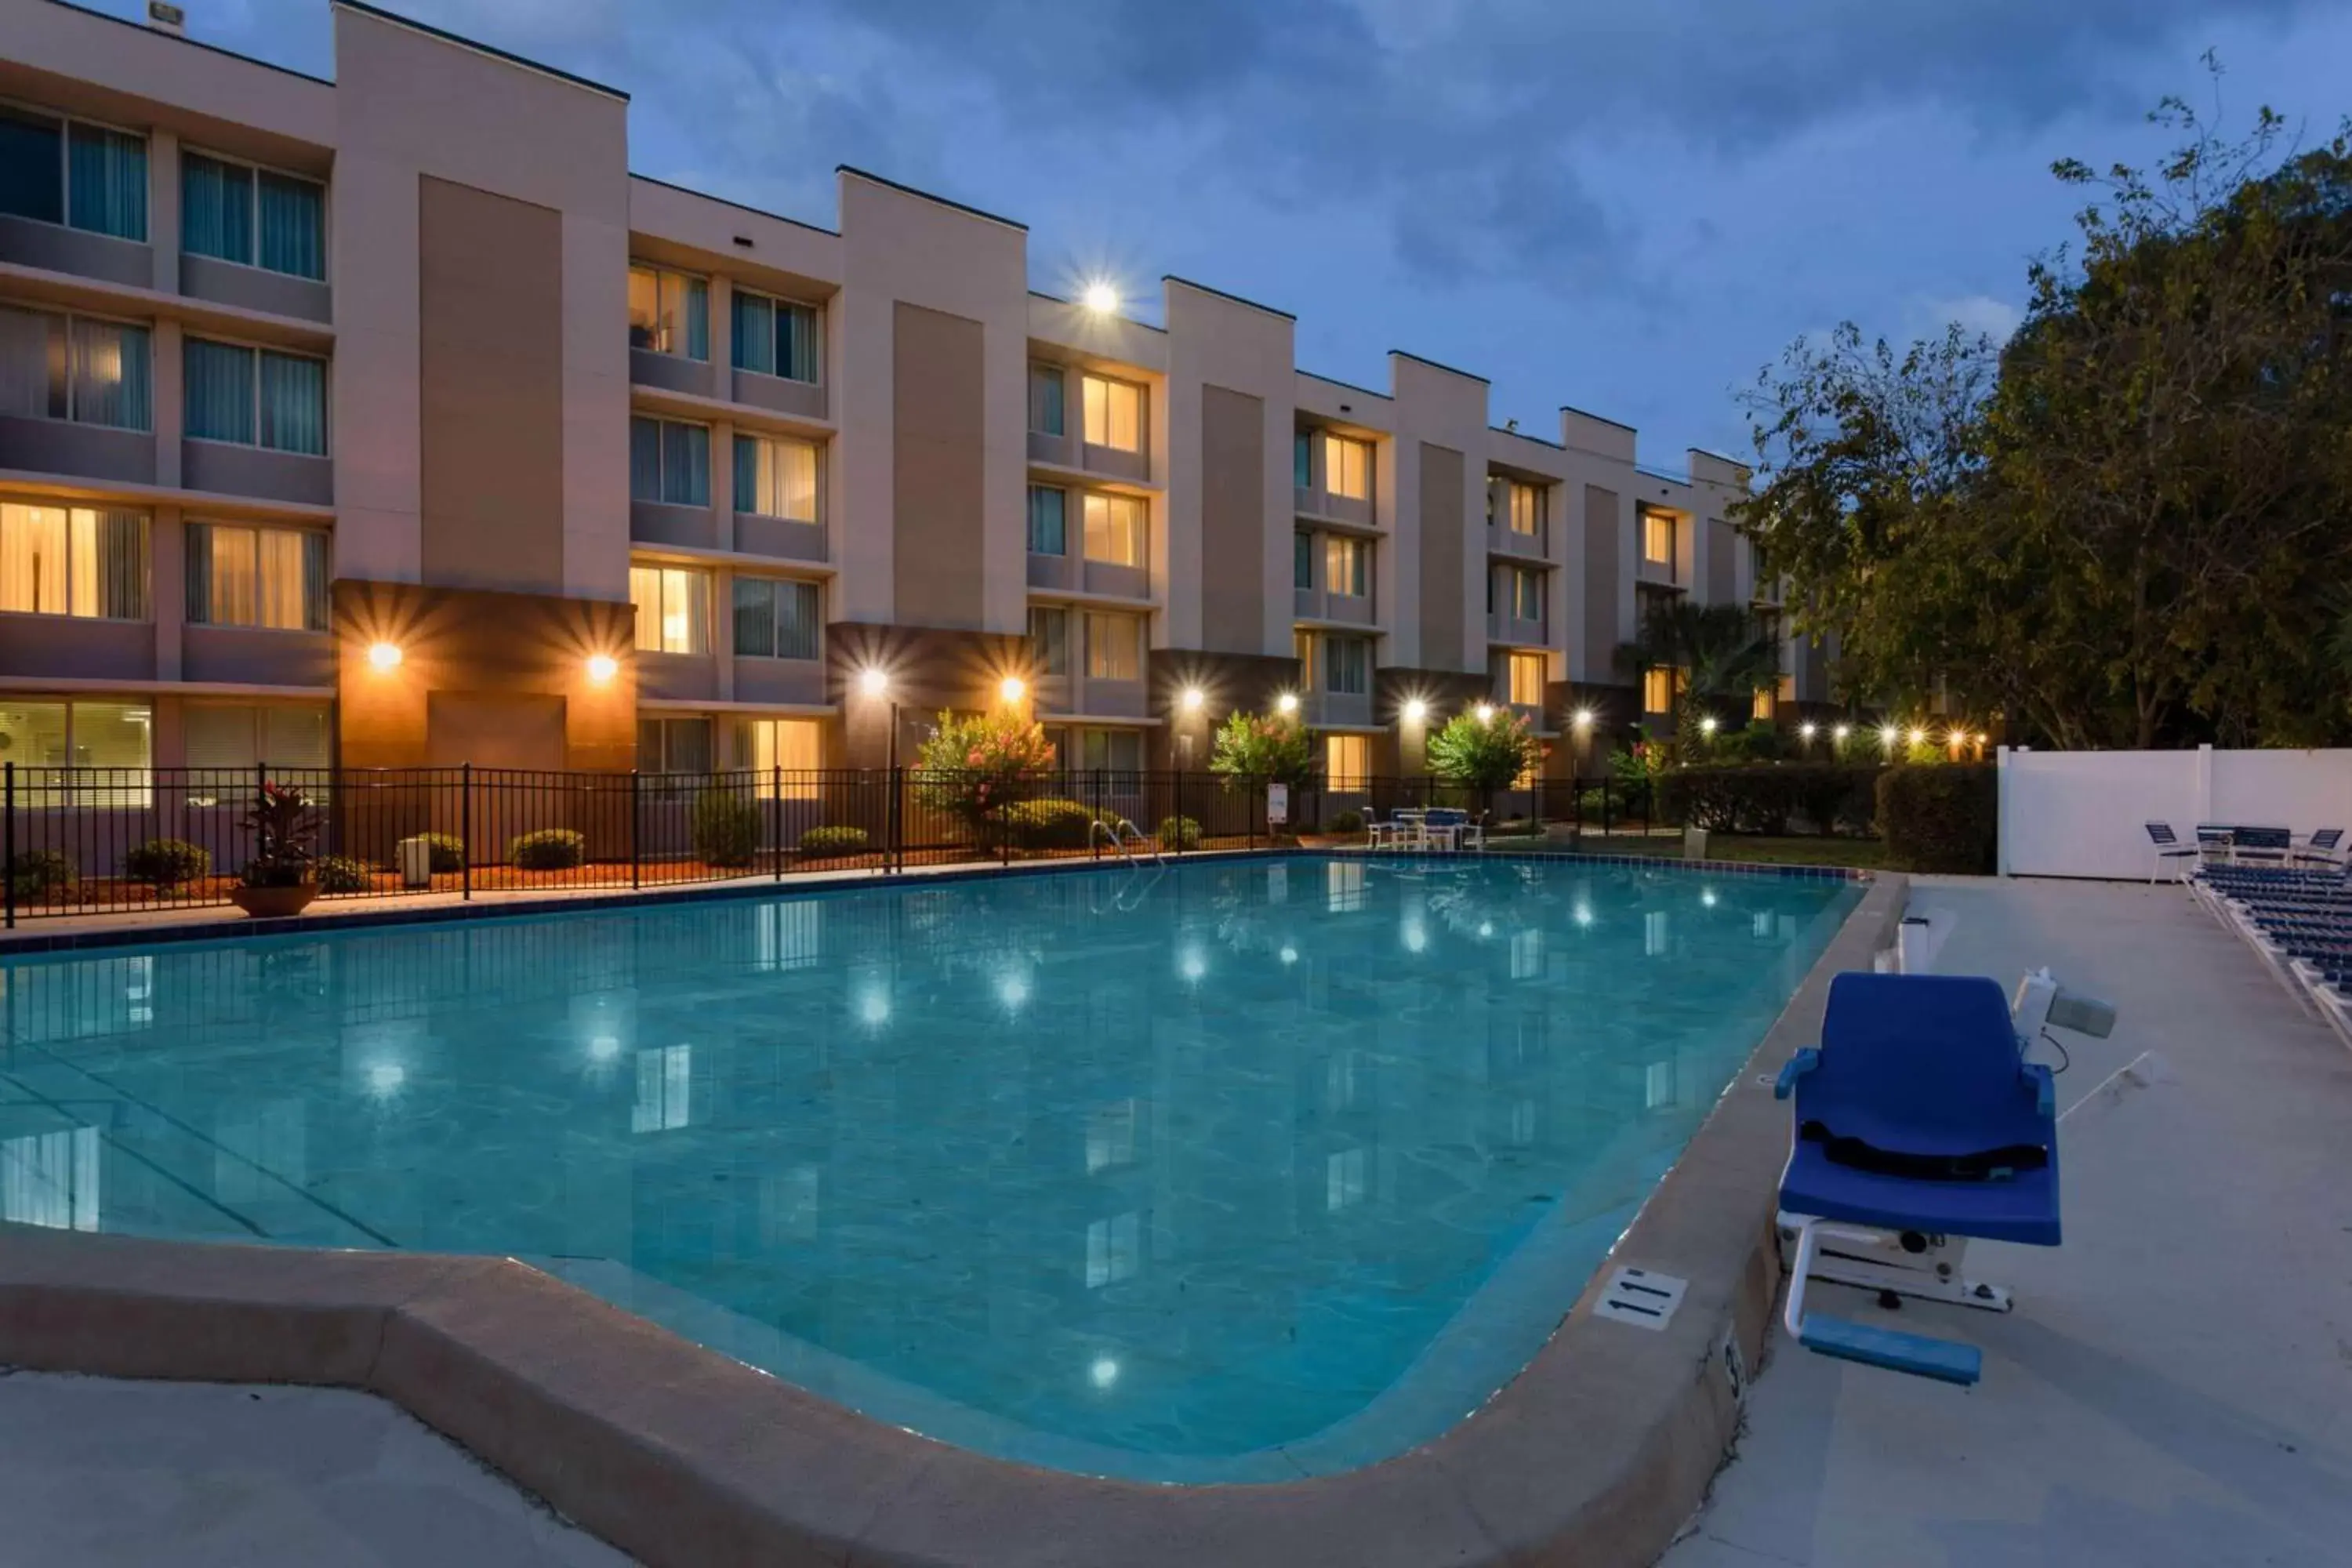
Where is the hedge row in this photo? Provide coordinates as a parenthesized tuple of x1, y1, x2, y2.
(1876, 764, 1998, 874)
(1658, 764, 1884, 837)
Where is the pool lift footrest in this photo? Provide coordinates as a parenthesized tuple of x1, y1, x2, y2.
(1782, 1217, 1983, 1387)
(1773, 1210, 2013, 1313)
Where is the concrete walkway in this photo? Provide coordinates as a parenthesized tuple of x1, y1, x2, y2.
(0, 1372, 630, 1566)
(1661, 879, 2352, 1568)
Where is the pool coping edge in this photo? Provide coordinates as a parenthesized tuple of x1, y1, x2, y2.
(0, 871, 1910, 1568)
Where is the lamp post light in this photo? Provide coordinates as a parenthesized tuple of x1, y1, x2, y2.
(859, 666, 898, 774)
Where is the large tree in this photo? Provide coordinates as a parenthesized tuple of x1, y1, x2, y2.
(1739, 71, 2352, 748)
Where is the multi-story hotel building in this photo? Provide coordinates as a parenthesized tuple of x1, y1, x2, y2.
(0, 0, 1827, 789)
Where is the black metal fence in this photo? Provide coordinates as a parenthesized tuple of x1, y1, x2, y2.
(0, 764, 1285, 924)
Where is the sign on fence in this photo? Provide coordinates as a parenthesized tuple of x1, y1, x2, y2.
(1267, 783, 1289, 826)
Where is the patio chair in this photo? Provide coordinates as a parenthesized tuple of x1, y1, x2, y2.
(1420, 807, 1468, 851)
(2292, 828, 2345, 870)
(1366, 808, 1414, 851)
(2144, 822, 2200, 884)
(1774, 971, 2066, 1387)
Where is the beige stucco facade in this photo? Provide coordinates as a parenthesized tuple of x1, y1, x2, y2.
(0, 0, 1828, 784)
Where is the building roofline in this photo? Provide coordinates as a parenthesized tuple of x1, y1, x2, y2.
(1298, 368, 1388, 404)
(1025, 290, 1167, 335)
(44, 0, 332, 85)
(1490, 426, 1566, 451)
(1559, 403, 1637, 433)
(1389, 348, 1488, 385)
(1687, 446, 1748, 469)
(628, 173, 838, 238)
(333, 1, 628, 100)
(1162, 275, 1296, 322)
(837, 166, 1027, 232)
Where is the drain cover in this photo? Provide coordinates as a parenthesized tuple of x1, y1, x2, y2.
(1594, 1267, 1687, 1330)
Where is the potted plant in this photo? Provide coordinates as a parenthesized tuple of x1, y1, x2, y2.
(231, 780, 321, 918)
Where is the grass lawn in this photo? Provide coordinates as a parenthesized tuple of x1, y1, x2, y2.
(1487, 833, 1893, 870)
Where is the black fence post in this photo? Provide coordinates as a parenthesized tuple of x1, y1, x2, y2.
(889, 767, 904, 874)
(1173, 768, 1185, 857)
(1091, 768, 1102, 862)
(3, 760, 13, 930)
(461, 762, 473, 901)
(774, 764, 785, 882)
(630, 771, 642, 890)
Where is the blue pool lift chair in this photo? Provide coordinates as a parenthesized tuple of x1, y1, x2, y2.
(1773, 971, 2066, 1388)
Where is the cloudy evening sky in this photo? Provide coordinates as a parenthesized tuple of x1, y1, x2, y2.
(88, 0, 2352, 465)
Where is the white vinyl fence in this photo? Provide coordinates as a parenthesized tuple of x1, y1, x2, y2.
(1998, 745, 2352, 880)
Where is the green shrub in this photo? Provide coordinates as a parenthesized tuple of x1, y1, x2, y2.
(800, 825, 870, 859)
(1158, 815, 1203, 851)
(314, 855, 372, 894)
(1661, 764, 1886, 837)
(125, 838, 211, 887)
(1877, 764, 1997, 873)
(1001, 797, 1106, 850)
(1328, 808, 1365, 835)
(691, 790, 763, 869)
(509, 828, 587, 870)
(6, 849, 74, 900)
(418, 832, 465, 873)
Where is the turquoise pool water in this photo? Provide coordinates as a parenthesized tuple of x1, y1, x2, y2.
(0, 857, 1857, 1481)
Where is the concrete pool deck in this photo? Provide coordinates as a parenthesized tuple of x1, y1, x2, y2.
(1661, 877, 2352, 1568)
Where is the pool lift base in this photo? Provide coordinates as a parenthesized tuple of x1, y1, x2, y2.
(1773, 1215, 2013, 1314)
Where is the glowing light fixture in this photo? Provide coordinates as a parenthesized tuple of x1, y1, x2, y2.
(1700, 888, 1719, 908)
(1089, 1356, 1120, 1389)
(585, 653, 619, 684)
(1181, 686, 1206, 713)
(1403, 698, 1428, 723)
(1700, 716, 1719, 735)
(366, 1062, 405, 1096)
(1572, 708, 1595, 730)
(1081, 281, 1120, 314)
(1178, 948, 1207, 982)
(1474, 702, 1495, 724)
(1276, 692, 1299, 716)
(367, 641, 402, 672)
(1000, 675, 1027, 704)
(1834, 724, 1852, 742)
(1977, 732, 1991, 745)
(587, 1035, 621, 1063)
(1279, 945, 1299, 965)
(1880, 725, 1901, 750)
(1799, 722, 1817, 739)
(858, 667, 891, 699)
(1908, 727, 1928, 746)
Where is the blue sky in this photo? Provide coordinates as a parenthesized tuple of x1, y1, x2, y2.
(93, 0, 2352, 465)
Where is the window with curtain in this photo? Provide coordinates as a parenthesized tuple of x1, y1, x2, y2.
(184, 522, 325, 631)
(180, 151, 325, 280)
(1323, 435, 1371, 501)
(1294, 531, 1314, 590)
(1508, 652, 1545, 706)
(1294, 630, 1316, 688)
(731, 576, 820, 660)
(1080, 730, 1142, 771)
(626, 265, 709, 359)
(1490, 477, 1541, 536)
(732, 433, 818, 521)
(1324, 636, 1370, 695)
(1028, 363, 1065, 436)
(183, 339, 325, 455)
(1643, 667, 1675, 715)
(0, 106, 67, 226)
(736, 717, 822, 798)
(1081, 375, 1142, 452)
(0, 307, 151, 431)
(731, 289, 821, 383)
(1751, 687, 1776, 721)
(1641, 509, 1676, 568)
(1028, 606, 1069, 677)
(67, 122, 147, 241)
(1082, 494, 1144, 567)
(630, 564, 708, 654)
(1294, 430, 1314, 489)
(183, 704, 330, 771)
(0, 700, 153, 805)
(1504, 564, 1542, 621)
(1083, 612, 1140, 681)
(1325, 535, 1368, 598)
(1026, 486, 1066, 556)
(629, 417, 710, 506)
(637, 717, 713, 773)
(1325, 735, 1370, 791)
(0, 501, 148, 619)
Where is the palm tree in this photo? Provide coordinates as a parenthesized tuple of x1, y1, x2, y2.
(1613, 601, 1781, 756)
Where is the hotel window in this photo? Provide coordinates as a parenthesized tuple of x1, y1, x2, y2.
(1027, 362, 1065, 436)
(0, 700, 152, 804)
(1083, 612, 1142, 681)
(731, 289, 821, 383)
(627, 264, 709, 359)
(630, 564, 709, 655)
(1752, 687, 1776, 722)
(1326, 734, 1370, 790)
(183, 704, 330, 772)
(1028, 606, 1069, 677)
(185, 523, 325, 630)
(1324, 635, 1370, 695)
(1508, 652, 1545, 707)
(0, 502, 148, 619)
(1081, 374, 1142, 453)
(1501, 564, 1542, 622)
(1080, 729, 1143, 771)
(637, 717, 712, 775)
(184, 339, 327, 456)
(1294, 531, 1314, 590)
(1325, 535, 1369, 599)
(0, 105, 146, 240)
(1323, 434, 1371, 502)
(629, 417, 710, 506)
(0, 306, 151, 430)
(1027, 486, 1067, 555)
(1294, 430, 1314, 489)
(1294, 629, 1316, 688)
(733, 433, 819, 521)
(735, 717, 822, 798)
(1490, 478, 1541, 537)
(180, 151, 325, 280)
(1643, 667, 1675, 716)
(1083, 493, 1144, 567)
(1641, 509, 1676, 569)
(732, 577, 820, 661)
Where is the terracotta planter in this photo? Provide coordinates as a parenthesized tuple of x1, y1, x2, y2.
(230, 883, 319, 919)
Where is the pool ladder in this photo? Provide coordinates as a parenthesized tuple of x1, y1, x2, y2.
(1092, 817, 1163, 865)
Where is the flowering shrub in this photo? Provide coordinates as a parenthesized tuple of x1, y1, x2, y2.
(1207, 710, 1314, 789)
(1425, 711, 1539, 792)
(913, 710, 1057, 836)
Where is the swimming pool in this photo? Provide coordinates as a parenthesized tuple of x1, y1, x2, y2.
(0, 856, 1857, 1482)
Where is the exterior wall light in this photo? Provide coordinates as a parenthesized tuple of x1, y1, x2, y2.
(367, 641, 402, 671)
(1181, 687, 1206, 713)
(858, 667, 891, 699)
(586, 653, 619, 684)
(1276, 692, 1299, 716)
(1403, 698, 1428, 722)
(1082, 281, 1119, 314)
(1474, 702, 1494, 724)
(1572, 708, 1595, 729)
(1000, 676, 1027, 703)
